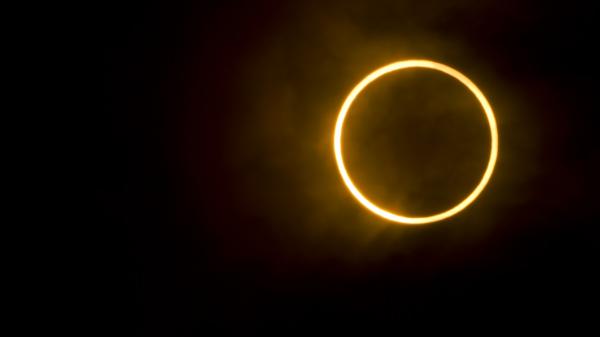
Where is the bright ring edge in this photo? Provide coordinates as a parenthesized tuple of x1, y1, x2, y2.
(333, 59, 499, 225)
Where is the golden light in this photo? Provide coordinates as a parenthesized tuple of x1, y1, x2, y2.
(334, 59, 498, 225)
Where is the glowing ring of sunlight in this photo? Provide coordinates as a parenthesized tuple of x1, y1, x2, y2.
(334, 59, 498, 225)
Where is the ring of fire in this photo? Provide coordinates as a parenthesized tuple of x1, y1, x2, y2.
(333, 59, 498, 225)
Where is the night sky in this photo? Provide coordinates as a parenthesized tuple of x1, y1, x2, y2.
(106, 0, 597, 333)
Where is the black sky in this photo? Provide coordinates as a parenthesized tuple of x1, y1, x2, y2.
(106, 0, 598, 334)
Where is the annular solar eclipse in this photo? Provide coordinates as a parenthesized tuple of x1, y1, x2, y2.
(333, 59, 498, 225)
